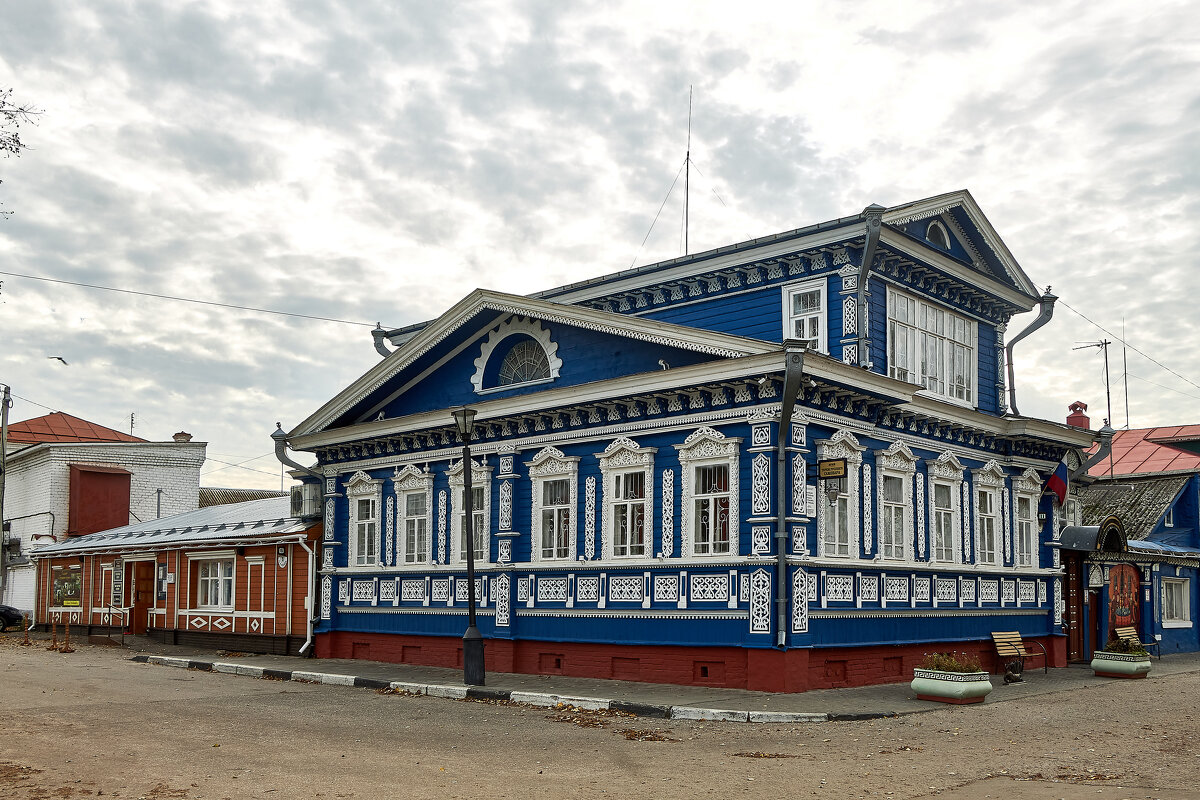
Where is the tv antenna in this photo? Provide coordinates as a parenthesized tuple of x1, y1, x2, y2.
(1073, 340, 1112, 428)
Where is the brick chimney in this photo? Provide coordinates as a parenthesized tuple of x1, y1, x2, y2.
(1066, 401, 1090, 430)
(172, 431, 193, 442)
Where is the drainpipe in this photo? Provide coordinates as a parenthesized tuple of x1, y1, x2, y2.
(1070, 422, 1115, 482)
(296, 535, 316, 655)
(856, 205, 885, 369)
(372, 325, 393, 358)
(271, 423, 322, 479)
(775, 341, 807, 647)
(1005, 287, 1057, 416)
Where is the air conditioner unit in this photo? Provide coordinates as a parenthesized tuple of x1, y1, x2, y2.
(291, 482, 321, 520)
(290, 486, 304, 517)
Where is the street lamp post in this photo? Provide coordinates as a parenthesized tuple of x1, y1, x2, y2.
(452, 406, 485, 686)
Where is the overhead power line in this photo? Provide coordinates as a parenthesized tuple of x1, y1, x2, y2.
(1058, 298, 1200, 393)
(0, 269, 387, 328)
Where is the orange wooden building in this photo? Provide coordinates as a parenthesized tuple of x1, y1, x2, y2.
(31, 496, 321, 655)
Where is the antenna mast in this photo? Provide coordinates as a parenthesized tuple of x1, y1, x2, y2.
(1121, 318, 1130, 428)
(684, 85, 692, 256)
(1073, 340, 1113, 427)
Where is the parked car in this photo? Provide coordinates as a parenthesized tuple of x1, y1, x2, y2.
(0, 604, 25, 631)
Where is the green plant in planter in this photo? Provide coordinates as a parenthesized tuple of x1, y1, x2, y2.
(1100, 637, 1147, 656)
(1091, 637, 1151, 678)
(911, 651, 992, 704)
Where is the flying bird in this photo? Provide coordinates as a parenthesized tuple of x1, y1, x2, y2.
(48, 356, 68, 365)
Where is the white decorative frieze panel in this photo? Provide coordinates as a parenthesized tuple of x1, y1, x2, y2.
(792, 453, 807, 517)
(842, 295, 858, 335)
(322, 547, 334, 570)
(516, 578, 530, 603)
(1001, 580, 1016, 604)
(739, 573, 750, 602)
(1017, 580, 1035, 604)
(859, 575, 879, 602)
(792, 524, 807, 555)
(751, 453, 771, 515)
(324, 499, 335, 540)
(338, 579, 351, 605)
(499, 454, 515, 476)
(935, 578, 957, 603)
(499, 480, 512, 531)
(749, 570, 771, 633)
(979, 579, 999, 603)
(401, 580, 425, 602)
(1054, 578, 1064, 624)
(1038, 580, 1047, 606)
(791, 569, 809, 633)
(498, 539, 512, 564)
(884, 576, 909, 602)
(320, 576, 332, 619)
(432, 579, 450, 603)
(751, 424, 771, 447)
(862, 464, 873, 554)
(494, 574, 511, 627)
(653, 575, 680, 602)
(961, 481, 972, 562)
(437, 490, 447, 564)
(751, 526, 771, 556)
(1002, 486, 1011, 564)
(352, 580, 375, 602)
(577, 576, 599, 602)
(690, 574, 728, 601)
(914, 576, 931, 602)
(584, 476, 597, 559)
(379, 580, 397, 602)
(960, 578, 976, 603)
(536, 577, 569, 602)
(609, 575, 644, 602)
(661, 469, 675, 558)
(825, 574, 854, 602)
(384, 495, 395, 566)
(842, 344, 858, 365)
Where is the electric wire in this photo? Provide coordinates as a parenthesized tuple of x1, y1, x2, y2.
(629, 159, 687, 269)
(1059, 298, 1200, 392)
(0, 269, 387, 328)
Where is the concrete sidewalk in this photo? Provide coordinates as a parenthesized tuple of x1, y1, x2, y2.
(121, 638, 1200, 724)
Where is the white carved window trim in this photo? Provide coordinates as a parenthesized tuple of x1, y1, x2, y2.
(875, 441, 917, 562)
(346, 471, 382, 567)
(974, 461, 1005, 567)
(929, 452, 965, 564)
(393, 464, 434, 566)
(470, 316, 563, 395)
(781, 277, 827, 353)
(448, 458, 493, 564)
(195, 558, 235, 610)
(527, 446, 579, 562)
(816, 430, 865, 559)
(597, 437, 656, 560)
(676, 427, 741, 558)
(886, 286, 978, 408)
(1013, 467, 1041, 569)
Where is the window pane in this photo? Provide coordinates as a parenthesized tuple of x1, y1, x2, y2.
(406, 492, 426, 516)
(883, 475, 903, 503)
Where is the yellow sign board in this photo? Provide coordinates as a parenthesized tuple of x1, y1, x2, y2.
(817, 458, 847, 479)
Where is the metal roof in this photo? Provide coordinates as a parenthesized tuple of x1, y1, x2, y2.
(1086, 426, 1200, 478)
(7, 411, 146, 444)
(199, 487, 289, 508)
(32, 497, 310, 556)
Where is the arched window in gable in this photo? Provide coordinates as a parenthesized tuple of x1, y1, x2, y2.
(926, 219, 952, 250)
(471, 316, 563, 394)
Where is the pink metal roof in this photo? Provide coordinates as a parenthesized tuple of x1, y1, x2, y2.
(1087, 426, 1200, 478)
(6, 412, 146, 444)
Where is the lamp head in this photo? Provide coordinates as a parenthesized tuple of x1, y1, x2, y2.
(451, 407, 477, 440)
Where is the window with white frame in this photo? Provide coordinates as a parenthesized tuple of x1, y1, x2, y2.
(599, 437, 656, 560)
(449, 459, 491, 564)
(880, 475, 907, 560)
(345, 471, 382, 567)
(825, 480, 852, 557)
(527, 446, 579, 562)
(1163, 578, 1190, 625)
(1165, 507, 1175, 528)
(933, 483, 955, 562)
(402, 490, 429, 563)
(1015, 494, 1035, 568)
(197, 559, 234, 609)
(887, 287, 976, 405)
(817, 430, 865, 559)
(676, 427, 741, 558)
(976, 488, 998, 565)
(783, 279, 826, 352)
(393, 464, 433, 566)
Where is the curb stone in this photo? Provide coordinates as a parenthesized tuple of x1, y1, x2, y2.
(132, 656, 855, 724)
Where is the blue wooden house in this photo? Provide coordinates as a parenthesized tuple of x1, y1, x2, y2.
(282, 190, 1096, 691)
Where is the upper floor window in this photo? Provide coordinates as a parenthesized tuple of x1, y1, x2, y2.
(887, 288, 976, 406)
(345, 471, 382, 567)
(1165, 507, 1175, 528)
(783, 279, 826, 352)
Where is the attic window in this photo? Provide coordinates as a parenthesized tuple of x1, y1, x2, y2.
(926, 220, 951, 250)
(471, 316, 563, 394)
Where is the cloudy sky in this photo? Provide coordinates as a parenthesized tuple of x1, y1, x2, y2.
(1, 1, 1198, 490)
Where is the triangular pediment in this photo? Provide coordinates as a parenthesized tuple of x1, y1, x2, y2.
(290, 289, 774, 438)
(882, 190, 1039, 302)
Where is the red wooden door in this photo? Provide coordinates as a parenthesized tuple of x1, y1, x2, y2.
(130, 562, 154, 634)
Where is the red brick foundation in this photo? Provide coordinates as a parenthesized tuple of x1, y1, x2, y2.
(314, 632, 1065, 693)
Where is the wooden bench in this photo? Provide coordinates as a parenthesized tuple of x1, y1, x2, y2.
(991, 631, 1048, 674)
(1114, 625, 1160, 658)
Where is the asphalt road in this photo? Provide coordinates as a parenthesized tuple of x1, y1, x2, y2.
(2, 635, 1197, 799)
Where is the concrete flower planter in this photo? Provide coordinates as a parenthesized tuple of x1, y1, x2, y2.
(911, 668, 994, 704)
(1090, 651, 1151, 679)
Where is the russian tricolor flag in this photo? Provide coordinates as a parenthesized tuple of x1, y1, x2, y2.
(1044, 459, 1069, 506)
